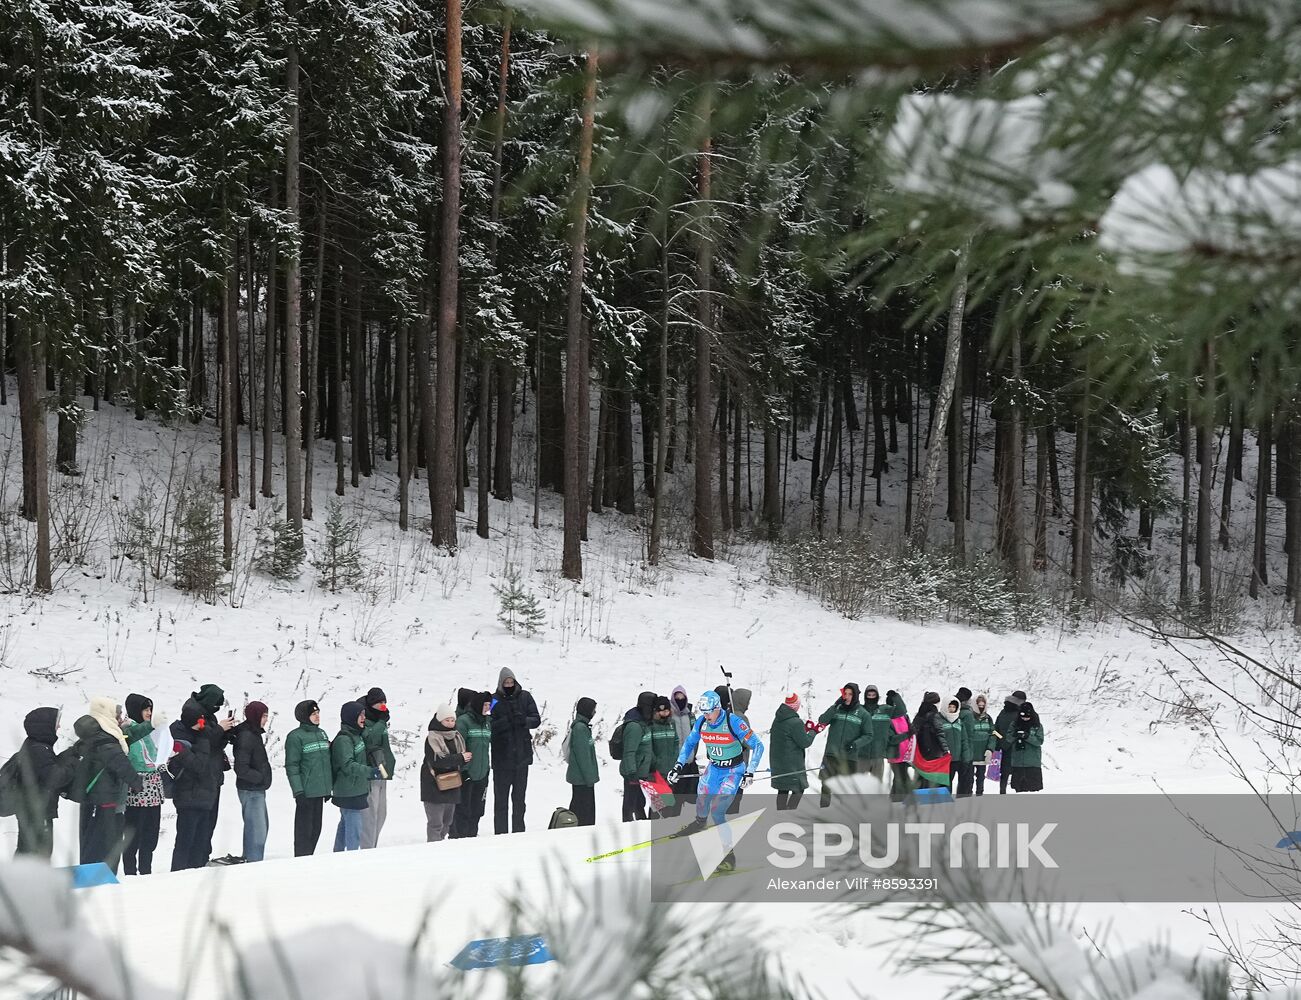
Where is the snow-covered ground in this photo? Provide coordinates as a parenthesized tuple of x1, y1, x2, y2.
(0, 394, 1292, 998)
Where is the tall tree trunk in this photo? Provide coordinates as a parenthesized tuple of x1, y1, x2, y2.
(283, 25, 304, 530)
(871, 363, 887, 484)
(245, 226, 258, 510)
(649, 228, 672, 564)
(1046, 424, 1063, 515)
(1179, 402, 1191, 603)
(1033, 425, 1048, 571)
(732, 395, 742, 527)
(911, 247, 967, 550)
(1251, 413, 1270, 598)
(12, 236, 52, 590)
(718, 375, 730, 533)
(1293, 415, 1301, 625)
(998, 328, 1025, 586)
(304, 203, 326, 521)
(55, 345, 78, 475)
(494, 362, 514, 500)
(692, 107, 715, 561)
(262, 176, 277, 499)
(1219, 400, 1238, 549)
(591, 385, 607, 514)
(815, 383, 842, 537)
(810, 374, 825, 499)
(349, 264, 368, 487)
(562, 50, 598, 579)
(538, 336, 565, 490)
(221, 233, 237, 568)
(763, 420, 781, 540)
(1196, 345, 1215, 621)
(431, 0, 464, 549)
(1072, 410, 1092, 602)
(334, 265, 346, 497)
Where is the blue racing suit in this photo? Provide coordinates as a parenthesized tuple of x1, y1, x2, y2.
(676, 710, 764, 843)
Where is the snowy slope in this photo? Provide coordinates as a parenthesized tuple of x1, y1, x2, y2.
(0, 393, 1291, 998)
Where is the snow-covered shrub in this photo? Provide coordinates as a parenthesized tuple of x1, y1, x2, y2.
(173, 480, 223, 602)
(111, 486, 162, 595)
(312, 499, 364, 594)
(254, 501, 305, 582)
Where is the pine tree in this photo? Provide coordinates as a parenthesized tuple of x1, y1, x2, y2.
(174, 482, 224, 602)
(313, 499, 363, 594)
(254, 501, 305, 581)
(493, 567, 546, 636)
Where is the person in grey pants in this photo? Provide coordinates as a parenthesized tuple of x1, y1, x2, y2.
(422, 704, 470, 842)
(359, 687, 394, 849)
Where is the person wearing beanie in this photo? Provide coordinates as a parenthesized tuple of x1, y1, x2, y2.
(970, 694, 994, 796)
(357, 686, 395, 850)
(771, 694, 816, 810)
(953, 688, 977, 797)
(232, 701, 273, 862)
(10, 707, 71, 860)
(991, 691, 1029, 794)
(817, 683, 872, 807)
(565, 697, 599, 826)
(859, 684, 894, 785)
(422, 704, 470, 842)
(1010, 702, 1045, 792)
(330, 702, 371, 852)
(168, 698, 224, 871)
(122, 694, 167, 875)
(490, 667, 541, 834)
(284, 700, 332, 856)
(188, 683, 234, 866)
(453, 692, 493, 837)
(885, 690, 913, 801)
(620, 692, 658, 823)
(649, 695, 682, 817)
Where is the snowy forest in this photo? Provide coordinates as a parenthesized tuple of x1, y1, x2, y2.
(5, 0, 1301, 630)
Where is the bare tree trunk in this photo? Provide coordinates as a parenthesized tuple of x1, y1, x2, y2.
(810, 374, 825, 500)
(562, 49, 598, 579)
(718, 375, 730, 533)
(815, 383, 842, 537)
(1219, 400, 1238, 548)
(303, 203, 325, 521)
(12, 238, 52, 590)
(334, 265, 345, 498)
(245, 225, 258, 510)
(998, 328, 1025, 586)
(1196, 345, 1215, 624)
(1071, 410, 1092, 602)
(533, 329, 542, 529)
(591, 384, 607, 514)
(732, 395, 742, 527)
(1293, 415, 1301, 625)
(431, 0, 464, 549)
(397, 321, 410, 531)
(221, 233, 237, 568)
(1179, 402, 1191, 603)
(1251, 413, 1270, 598)
(692, 104, 716, 561)
(649, 228, 672, 564)
(283, 27, 303, 530)
(261, 177, 277, 499)
(911, 248, 967, 550)
(349, 262, 366, 488)
(763, 420, 781, 540)
(1033, 425, 1048, 571)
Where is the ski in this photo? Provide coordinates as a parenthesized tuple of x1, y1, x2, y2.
(584, 832, 681, 863)
(670, 865, 758, 886)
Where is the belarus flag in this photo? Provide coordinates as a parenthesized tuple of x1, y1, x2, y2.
(912, 752, 953, 787)
(640, 771, 676, 814)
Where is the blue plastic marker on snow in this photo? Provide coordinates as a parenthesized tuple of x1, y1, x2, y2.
(449, 934, 553, 971)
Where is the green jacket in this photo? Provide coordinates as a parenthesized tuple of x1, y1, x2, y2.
(565, 716, 599, 786)
(818, 701, 872, 763)
(125, 728, 161, 774)
(330, 724, 372, 801)
(970, 711, 994, 760)
(122, 720, 154, 748)
(362, 718, 396, 780)
(958, 705, 977, 762)
(1010, 725, 1045, 768)
(619, 717, 653, 780)
(991, 700, 1021, 753)
(941, 714, 972, 763)
(456, 712, 492, 782)
(861, 703, 896, 760)
(649, 719, 680, 778)
(285, 723, 333, 798)
(769, 705, 816, 791)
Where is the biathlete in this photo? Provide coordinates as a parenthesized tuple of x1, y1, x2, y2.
(666, 689, 764, 872)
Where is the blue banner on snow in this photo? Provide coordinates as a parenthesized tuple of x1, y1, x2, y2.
(449, 934, 553, 971)
(66, 863, 118, 889)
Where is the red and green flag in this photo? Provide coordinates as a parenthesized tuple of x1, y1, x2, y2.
(912, 752, 953, 787)
(641, 772, 676, 814)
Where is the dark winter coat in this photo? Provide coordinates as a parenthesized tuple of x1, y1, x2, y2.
(232, 721, 274, 792)
(1011, 704, 1045, 768)
(565, 714, 599, 786)
(860, 695, 896, 760)
(13, 708, 69, 822)
(911, 703, 949, 762)
(957, 702, 977, 763)
(818, 684, 872, 764)
(456, 695, 492, 782)
(649, 717, 681, 778)
(361, 688, 396, 779)
(421, 720, 467, 805)
(769, 704, 817, 791)
(619, 691, 657, 781)
(190, 686, 233, 783)
(970, 709, 994, 760)
(284, 702, 332, 799)
(68, 714, 141, 809)
(330, 722, 372, 808)
(490, 668, 542, 768)
(991, 698, 1024, 754)
(167, 713, 224, 811)
(940, 710, 971, 762)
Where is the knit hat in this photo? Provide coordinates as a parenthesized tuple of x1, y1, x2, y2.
(784, 692, 801, 711)
(433, 703, 456, 724)
(653, 695, 672, 713)
(341, 700, 365, 728)
(363, 687, 389, 722)
(575, 697, 597, 720)
(193, 684, 225, 713)
(125, 693, 153, 724)
(180, 698, 205, 729)
(956, 687, 973, 703)
(456, 687, 478, 712)
(245, 701, 269, 728)
(924, 691, 941, 705)
(477, 691, 494, 716)
(294, 700, 320, 724)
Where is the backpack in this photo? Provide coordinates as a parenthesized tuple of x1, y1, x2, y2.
(0, 753, 23, 818)
(548, 807, 578, 830)
(607, 707, 640, 761)
(63, 744, 101, 804)
(560, 722, 572, 764)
